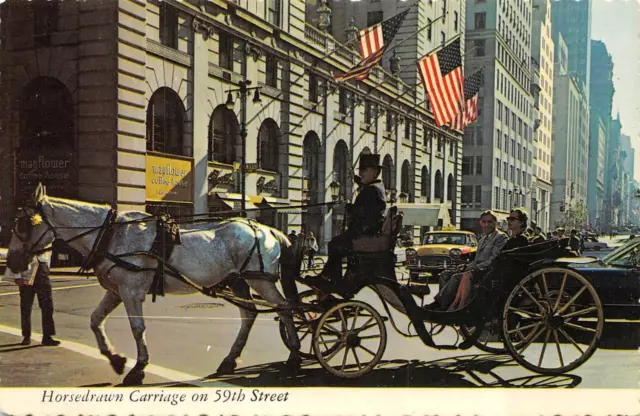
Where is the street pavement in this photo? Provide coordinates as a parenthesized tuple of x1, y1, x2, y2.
(1, 255, 639, 389)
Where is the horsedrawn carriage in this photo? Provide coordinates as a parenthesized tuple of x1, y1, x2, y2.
(6, 184, 604, 385)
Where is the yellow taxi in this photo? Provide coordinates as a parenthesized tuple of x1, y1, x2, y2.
(404, 225, 478, 280)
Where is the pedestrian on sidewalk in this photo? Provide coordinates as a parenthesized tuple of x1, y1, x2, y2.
(304, 231, 319, 268)
(4, 246, 60, 346)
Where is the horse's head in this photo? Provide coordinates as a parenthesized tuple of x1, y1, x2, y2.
(7, 183, 56, 273)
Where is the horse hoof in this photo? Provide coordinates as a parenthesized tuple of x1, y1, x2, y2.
(216, 358, 237, 375)
(110, 355, 127, 375)
(122, 370, 145, 386)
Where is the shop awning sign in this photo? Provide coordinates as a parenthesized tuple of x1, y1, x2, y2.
(146, 154, 193, 203)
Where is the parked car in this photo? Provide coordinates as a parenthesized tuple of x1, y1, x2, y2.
(582, 235, 609, 251)
(558, 237, 640, 319)
(405, 227, 478, 281)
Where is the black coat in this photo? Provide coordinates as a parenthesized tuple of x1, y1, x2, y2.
(503, 234, 529, 251)
(347, 180, 386, 236)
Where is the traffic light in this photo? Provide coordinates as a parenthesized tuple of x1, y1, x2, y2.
(560, 201, 566, 212)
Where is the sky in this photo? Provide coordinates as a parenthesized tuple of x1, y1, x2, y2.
(591, 0, 640, 181)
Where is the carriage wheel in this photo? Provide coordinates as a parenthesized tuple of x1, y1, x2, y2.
(312, 300, 387, 378)
(502, 267, 604, 374)
(460, 319, 508, 354)
(279, 290, 340, 360)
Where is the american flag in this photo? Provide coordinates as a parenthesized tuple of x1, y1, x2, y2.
(450, 67, 484, 131)
(417, 37, 463, 126)
(334, 9, 409, 82)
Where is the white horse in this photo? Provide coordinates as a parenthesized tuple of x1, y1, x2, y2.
(7, 184, 301, 385)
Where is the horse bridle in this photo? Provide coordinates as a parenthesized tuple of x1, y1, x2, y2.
(13, 201, 117, 260)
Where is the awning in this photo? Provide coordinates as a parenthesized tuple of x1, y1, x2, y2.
(207, 192, 258, 211)
(393, 203, 452, 227)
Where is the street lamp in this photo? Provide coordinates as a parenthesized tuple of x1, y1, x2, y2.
(329, 181, 341, 202)
(225, 79, 263, 217)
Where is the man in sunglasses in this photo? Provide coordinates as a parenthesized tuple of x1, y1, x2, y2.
(425, 210, 508, 311)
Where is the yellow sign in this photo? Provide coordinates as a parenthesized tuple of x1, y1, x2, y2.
(146, 154, 193, 203)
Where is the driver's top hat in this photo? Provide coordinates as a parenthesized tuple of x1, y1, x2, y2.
(359, 154, 384, 170)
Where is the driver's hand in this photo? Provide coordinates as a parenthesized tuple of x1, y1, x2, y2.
(456, 264, 466, 272)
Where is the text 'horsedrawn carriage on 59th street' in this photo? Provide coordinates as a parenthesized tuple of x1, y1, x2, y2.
(7, 184, 604, 384)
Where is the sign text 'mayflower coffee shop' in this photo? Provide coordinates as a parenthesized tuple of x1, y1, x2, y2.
(15, 148, 75, 200)
(145, 154, 193, 203)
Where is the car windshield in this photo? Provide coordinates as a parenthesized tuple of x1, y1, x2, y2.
(602, 238, 640, 266)
(422, 233, 467, 245)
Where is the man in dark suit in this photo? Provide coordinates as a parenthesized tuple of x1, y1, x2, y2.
(314, 154, 386, 285)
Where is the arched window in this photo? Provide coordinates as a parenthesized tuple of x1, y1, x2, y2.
(382, 154, 393, 191)
(147, 87, 187, 155)
(208, 105, 238, 164)
(20, 77, 73, 149)
(447, 173, 455, 201)
(258, 118, 280, 172)
(303, 131, 321, 204)
(333, 140, 349, 199)
(401, 160, 411, 193)
(434, 170, 443, 199)
(421, 166, 430, 202)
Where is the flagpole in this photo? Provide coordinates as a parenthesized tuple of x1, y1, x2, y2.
(242, 2, 422, 129)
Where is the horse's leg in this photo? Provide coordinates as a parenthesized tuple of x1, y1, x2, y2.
(248, 280, 302, 371)
(118, 287, 149, 386)
(216, 279, 257, 375)
(90, 290, 126, 375)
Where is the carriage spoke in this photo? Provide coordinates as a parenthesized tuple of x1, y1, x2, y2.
(356, 320, 380, 334)
(558, 327, 585, 354)
(517, 323, 544, 354)
(540, 273, 551, 304)
(553, 274, 568, 311)
(559, 306, 597, 319)
(350, 306, 361, 331)
(521, 286, 548, 313)
(358, 344, 377, 356)
(553, 330, 565, 367)
(318, 336, 341, 346)
(324, 323, 344, 337)
(299, 329, 312, 343)
(508, 306, 544, 319)
(339, 309, 348, 332)
(324, 341, 346, 362)
(564, 321, 597, 333)
(556, 286, 588, 315)
(352, 348, 362, 370)
(340, 346, 350, 371)
(537, 330, 552, 367)
(360, 334, 381, 340)
(507, 322, 540, 335)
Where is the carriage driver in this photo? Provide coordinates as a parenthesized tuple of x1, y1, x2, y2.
(309, 154, 386, 289)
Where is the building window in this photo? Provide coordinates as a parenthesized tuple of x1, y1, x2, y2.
(147, 87, 187, 156)
(404, 120, 412, 140)
(475, 156, 483, 174)
(364, 101, 373, 125)
(475, 185, 482, 205)
(462, 186, 472, 204)
(258, 119, 280, 172)
(462, 157, 472, 175)
(386, 111, 394, 132)
(434, 171, 443, 200)
(437, 137, 444, 153)
(454, 11, 459, 32)
(309, 72, 319, 103)
(441, 31, 446, 44)
(159, 3, 179, 49)
(497, 101, 502, 120)
(476, 127, 483, 145)
(267, 0, 281, 27)
(209, 105, 238, 164)
(33, 0, 59, 47)
(495, 187, 500, 209)
(474, 12, 486, 30)
(449, 140, 454, 156)
(496, 129, 501, 149)
(266, 54, 278, 88)
(367, 11, 383, 27)
(219, 32, 234, 70)
(496, 158, 500, 178)
(427, 18, 432, 41)
(475, 40, 485, 57)
(339, 88, 348, 114)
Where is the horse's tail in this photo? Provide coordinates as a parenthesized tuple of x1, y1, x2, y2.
(270, 229, 302, 302)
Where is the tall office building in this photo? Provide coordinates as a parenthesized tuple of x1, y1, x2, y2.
(460, 0, 535, 230)
(551, 0, 592, 100)
(530, 0, 555, 232)
(588, 40, 614, 231)
(315, 0, 466, 228)
(550, 35, 589, 227)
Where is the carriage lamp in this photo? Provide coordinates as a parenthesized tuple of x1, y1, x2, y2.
(329, 181, 341, 202)
(399, 192, 408, 203)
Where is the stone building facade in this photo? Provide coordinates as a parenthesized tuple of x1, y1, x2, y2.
(0, 0, 460, 250)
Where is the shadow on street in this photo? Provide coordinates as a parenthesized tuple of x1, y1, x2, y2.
(144, 354, 581, 389)
(596, 321, 640, 350)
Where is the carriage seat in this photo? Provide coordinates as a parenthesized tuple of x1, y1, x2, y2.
(351, 206, 403, 253)
(498, 237, 571, 263)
